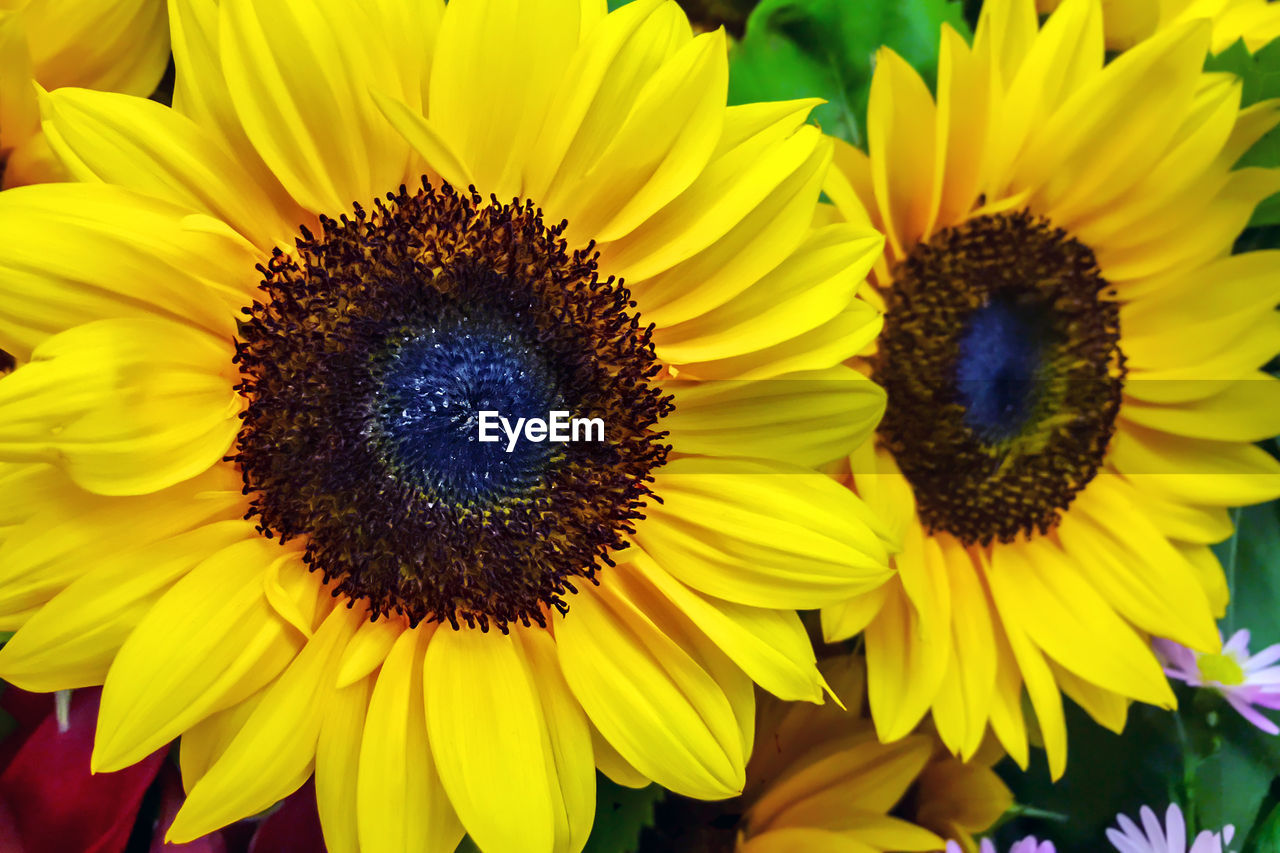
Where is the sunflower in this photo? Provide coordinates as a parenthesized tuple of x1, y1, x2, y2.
(820, 0, 1280, 779)
(1037, 0, 1280, 50)
(0, 0, 894, 851)
(0, 0, 169, 188)
(734, 656, 1011, 853)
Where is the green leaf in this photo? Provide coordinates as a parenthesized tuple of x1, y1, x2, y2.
(584, 778, 666, 853)
(1205, 38, 1280, 225)
(1215, 501, 1280, 651)
(1245, 787, 1280, 853)
(727, 0, 969, 147)
(1185, 703, 1278, 844)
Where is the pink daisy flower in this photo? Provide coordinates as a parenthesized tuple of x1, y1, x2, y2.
(1155, 629, 1280, 734)
(946, 839, 1055, 853)
(1106, 803, 1235, 853)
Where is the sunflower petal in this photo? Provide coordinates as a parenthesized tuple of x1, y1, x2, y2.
(0, 318, 241, 496)
(637, 457, 892, 609)
(357, 626, 462, 853)
(93, 539, 309, 772)
(660, 366, 884, 470)
(0, 183, 257, 359)
(0, 520, 254, 692)
(167, 603, 361, 842)
(555, 575, 744, 800)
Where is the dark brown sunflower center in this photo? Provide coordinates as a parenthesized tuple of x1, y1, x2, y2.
(871, 211, 1124, 546)
(231, 180, 672, 631)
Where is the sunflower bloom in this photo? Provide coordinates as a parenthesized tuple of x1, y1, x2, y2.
(736, 657, 1011, 853)
(0, 0, 168, 187)
(820, 0, 1280, 779)
(1037, 0, 1280, 50)
(0, 1, 894, 851)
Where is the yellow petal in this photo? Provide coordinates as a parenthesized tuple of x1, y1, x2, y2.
(428, 0, 583, 201)
(660, 366, 884, 469)
(0, 465, 243, 626)
(974, 0, 1039, 86)
(749, 734, 933, 831)
(219, 0, 413, 214)
(358, 625, 462, 853)
(1060, 475, 1219, 651)
(0, 183, 257, 360)
(590, 724, 652, 789)
(601, 124, 828, 285)
(523, 0, 690, 200)
(652, 225, 883, 364)
(986, 0, 1103, 195)
(179, 689, 269, 794)
(1108, 422, 1280, 506)
(982, 550, 1067, 779)
(820, 583, 891, 644)
(0, 11, 38, 153)
(933, 25, 996, 232)
(1120, 374, 1280, 442)
(22, 0, 169, 96)
(316, 677, 373, 853)
(0, 520, 254, 692)
(740, 828, 879, 853)
(637, 456, 892, 608)
(94, 539, 308, 772)
(41, 87, 298, 248)
(168, 603, 362, 842)
(865, 563, 949, 742)
(931, 537, 997, 760)
(555, 574, 745, 799)
(1051, 660, 1129, 733)
(677, 302, 881, 381)
(629, 546, 824, 702)
(557, 28, 727, 244)
(425, 627, 558, 853)
(371, 91, 474, 190)
(1018, 20, 1208, 221)
(0, 318, 241, 496)
(988, 538, 1174, 707)
(985, 604, 1031, 770)
(867, 48, 937, 256)
(516, 627, 597, 853)
(336, 614, 402, 688)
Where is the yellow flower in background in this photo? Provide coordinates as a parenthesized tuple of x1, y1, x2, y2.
(0, 0, 894, 851)
(0, 0, 169, 187)
(736, 657, 1011, 853)
(821, 0, 1280, 779)
(1038, 0, 1280, 50)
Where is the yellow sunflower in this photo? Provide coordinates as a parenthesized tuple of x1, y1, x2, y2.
(1037, 0, 1280, 50)
(736, 656, 1011, 853)
(0, 0, 169, 187)
(820, 0, 1280, 779)
(0, 1, 895, 851)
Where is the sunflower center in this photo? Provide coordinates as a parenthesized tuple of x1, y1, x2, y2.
(372, 317, 562, 502)
(232, 181, 672, 630)
(872, 211, 1124, 546)
(954, 296, 1050, 442)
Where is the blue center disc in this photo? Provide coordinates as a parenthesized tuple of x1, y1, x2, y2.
(375, 320, 563, 502)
